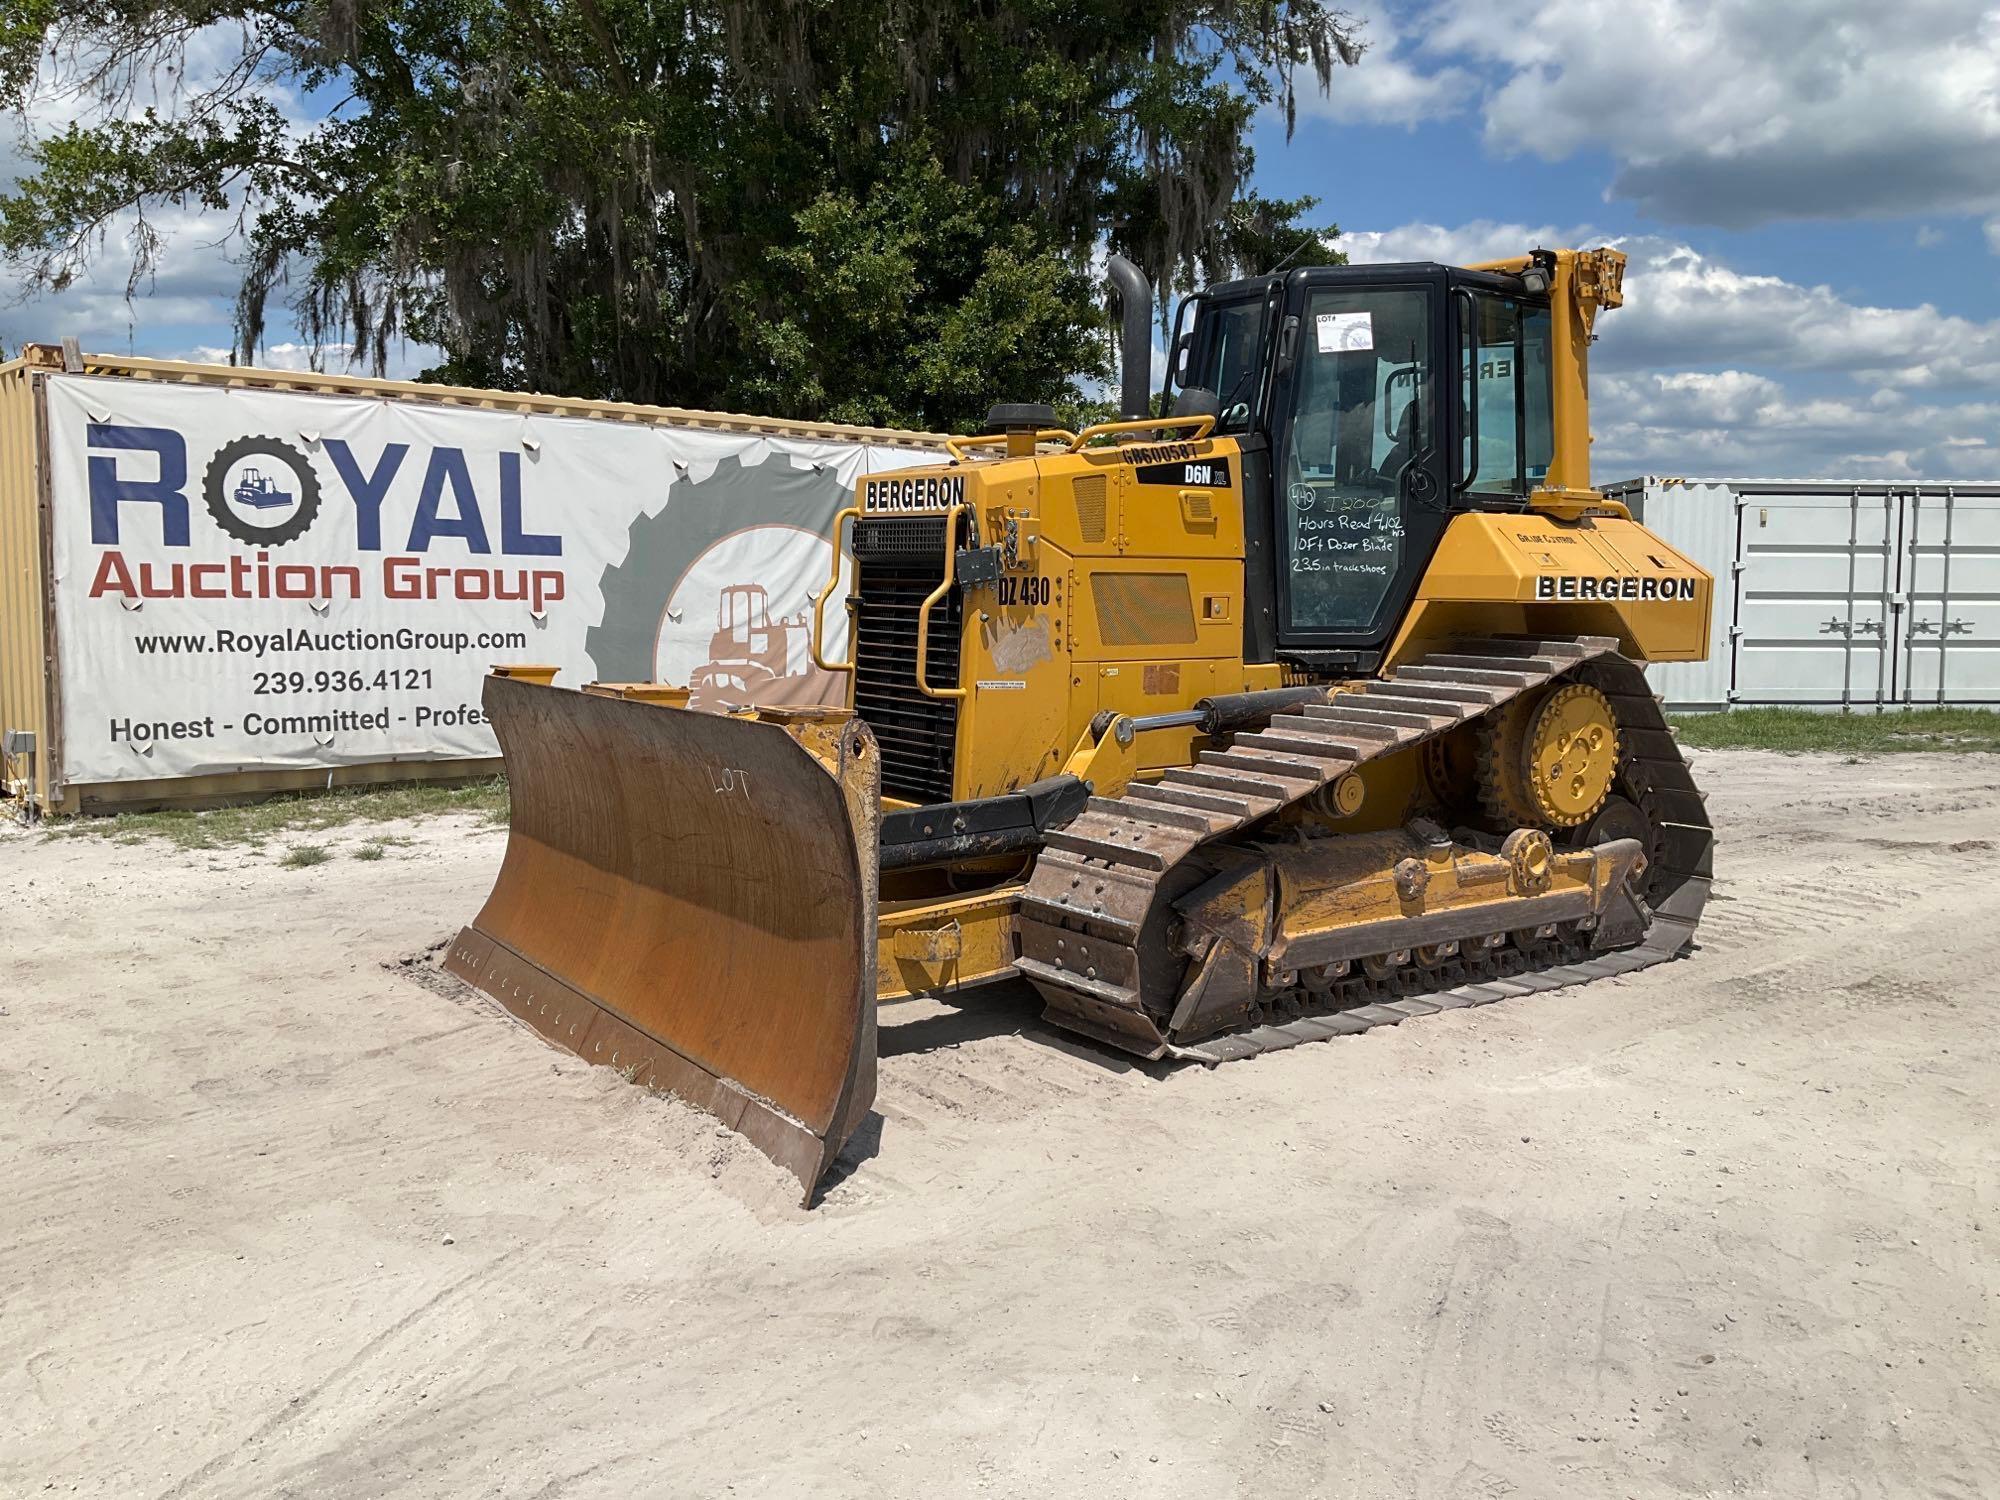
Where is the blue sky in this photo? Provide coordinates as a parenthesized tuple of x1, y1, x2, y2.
(1247, 0, 2000, 479)
(6, 0, 2000, 480)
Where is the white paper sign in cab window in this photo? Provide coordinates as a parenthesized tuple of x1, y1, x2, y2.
(1315, 311, 1373, 354)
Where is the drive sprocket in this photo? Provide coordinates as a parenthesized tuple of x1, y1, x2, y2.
(1479, 681, 1620, 829)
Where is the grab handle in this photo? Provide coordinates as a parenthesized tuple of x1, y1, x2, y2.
(1068, 413, 1215, 450)
(944, 430, 1076, 461)
(914, 504, 970, 701)
(810, 505, 860, 672)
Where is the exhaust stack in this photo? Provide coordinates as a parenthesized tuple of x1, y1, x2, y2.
(1107, 253, 1152, 420)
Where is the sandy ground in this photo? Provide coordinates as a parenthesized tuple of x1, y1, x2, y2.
(4, 749, 1999, 1499)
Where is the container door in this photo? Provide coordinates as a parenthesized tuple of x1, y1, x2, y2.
(1626, 480, 1733, 712)
(1732, 488, 1895, 707)
(1900, 488, 2000, 705)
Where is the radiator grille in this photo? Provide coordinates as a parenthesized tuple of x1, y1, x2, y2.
(852, 515, 962, 804)
(1072, 474, 1108, 543)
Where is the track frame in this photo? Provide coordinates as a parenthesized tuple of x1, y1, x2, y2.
(1016, 636, 1714, 1063)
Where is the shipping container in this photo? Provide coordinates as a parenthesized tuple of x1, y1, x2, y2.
(0, 342, 947, 814)
(1603, 477, 2000, 711)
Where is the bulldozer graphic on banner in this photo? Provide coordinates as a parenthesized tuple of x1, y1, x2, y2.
(585, 452, 852, 710)
(686, 583, 815, 708)
(231, 466, 294, 510)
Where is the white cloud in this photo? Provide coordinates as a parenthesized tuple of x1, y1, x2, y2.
(0, 25, 317, 359)
(1594, 372, 2000, 480)
(1353, 221, 2000, 392)
(1986, 218, 2000, 254)
(1342, 0, 2000, 228)
(1463, 0, 2000, 225)
(1348, 218, 2000, 479)
(1295, 3, 1473, 126)
(1917, 226, 1947, 248)
(1345, 219, 1608, 267)
(0, 203, 246, 354)
(1613, 239, 2000, 390)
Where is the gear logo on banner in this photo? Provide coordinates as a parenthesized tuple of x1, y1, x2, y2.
(202, 434, 323, 547)
(587, 451, 853, 709)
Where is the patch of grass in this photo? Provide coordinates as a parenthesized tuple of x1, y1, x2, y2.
(352, 843, 387, 862)
(1671, 707, 2000, 754)
(48, 777, 510, 851)
(281, 844, 332, 868)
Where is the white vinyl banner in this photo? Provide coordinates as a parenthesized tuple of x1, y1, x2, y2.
(44, 375, 941, 786)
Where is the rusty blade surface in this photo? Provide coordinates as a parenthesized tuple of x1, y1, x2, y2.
(445, 673, 880, 1203)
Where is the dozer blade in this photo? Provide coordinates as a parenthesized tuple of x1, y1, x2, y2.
(445, 672, 882, 1203)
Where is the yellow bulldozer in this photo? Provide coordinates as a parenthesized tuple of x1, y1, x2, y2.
(446, 246, 1714, 1200)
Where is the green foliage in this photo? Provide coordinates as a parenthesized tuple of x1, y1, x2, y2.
(0, 0, 55, 97)
(0, 0, 1359, 428)
(1670, 708, 2000, 754)
(50, 778, 509, 849)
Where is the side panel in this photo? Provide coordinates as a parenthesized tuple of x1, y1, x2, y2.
(949, 546, 1071, 797)
(1054, 441, 1256, 774)
(946, 439, 1264, 801)
(1606, 480, 1734, 711)
(1386, 511, 1712, 667)
(0, 362, 51, 807)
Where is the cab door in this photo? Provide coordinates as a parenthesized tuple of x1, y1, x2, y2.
(1267, 269, 1451, 660)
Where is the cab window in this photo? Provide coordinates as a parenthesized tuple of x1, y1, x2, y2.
(1184, 294, 1270, 432)
(1279, 286, 1433, 633)
(1460, 292, 1555, 498)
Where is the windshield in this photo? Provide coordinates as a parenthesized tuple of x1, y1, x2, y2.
(1182, 293, 1270, 433)
(1279, 285, 1434, 633)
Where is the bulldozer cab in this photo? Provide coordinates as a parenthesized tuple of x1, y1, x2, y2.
(717, 583, 772, 644)
(1169, 251, 1617, 665)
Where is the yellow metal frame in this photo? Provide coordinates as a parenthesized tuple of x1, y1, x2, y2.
(914, 503, 971, 700)
(1467, 247, 1628, 518)
(944, 429, 1076, 461)
(11, 342, 949, 450)
(876, 880, 1023, 1001)
(810, 496, 975, 700)
(0, 358, 48, 809)
(1069, 413, 1216, 449)
(811, 505, 862, 673)
(936, 413, 1219, 464)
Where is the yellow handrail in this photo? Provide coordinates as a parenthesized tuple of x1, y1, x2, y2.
(914, 503, 970, 701)
(943, 428, 1078, 461)
(1069, 413, 1216, 450)
(810, 505, 861, 673)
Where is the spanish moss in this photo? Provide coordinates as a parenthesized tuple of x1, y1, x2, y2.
(1, 0, 1362, 428)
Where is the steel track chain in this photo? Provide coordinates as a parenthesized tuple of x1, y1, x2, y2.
(1014, 635, 1715, 1063)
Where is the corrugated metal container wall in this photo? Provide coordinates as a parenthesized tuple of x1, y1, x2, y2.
(0, 358, 50, 805)
(1603, 477, 2000, 711)
(1600, 478, 1733, 711)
